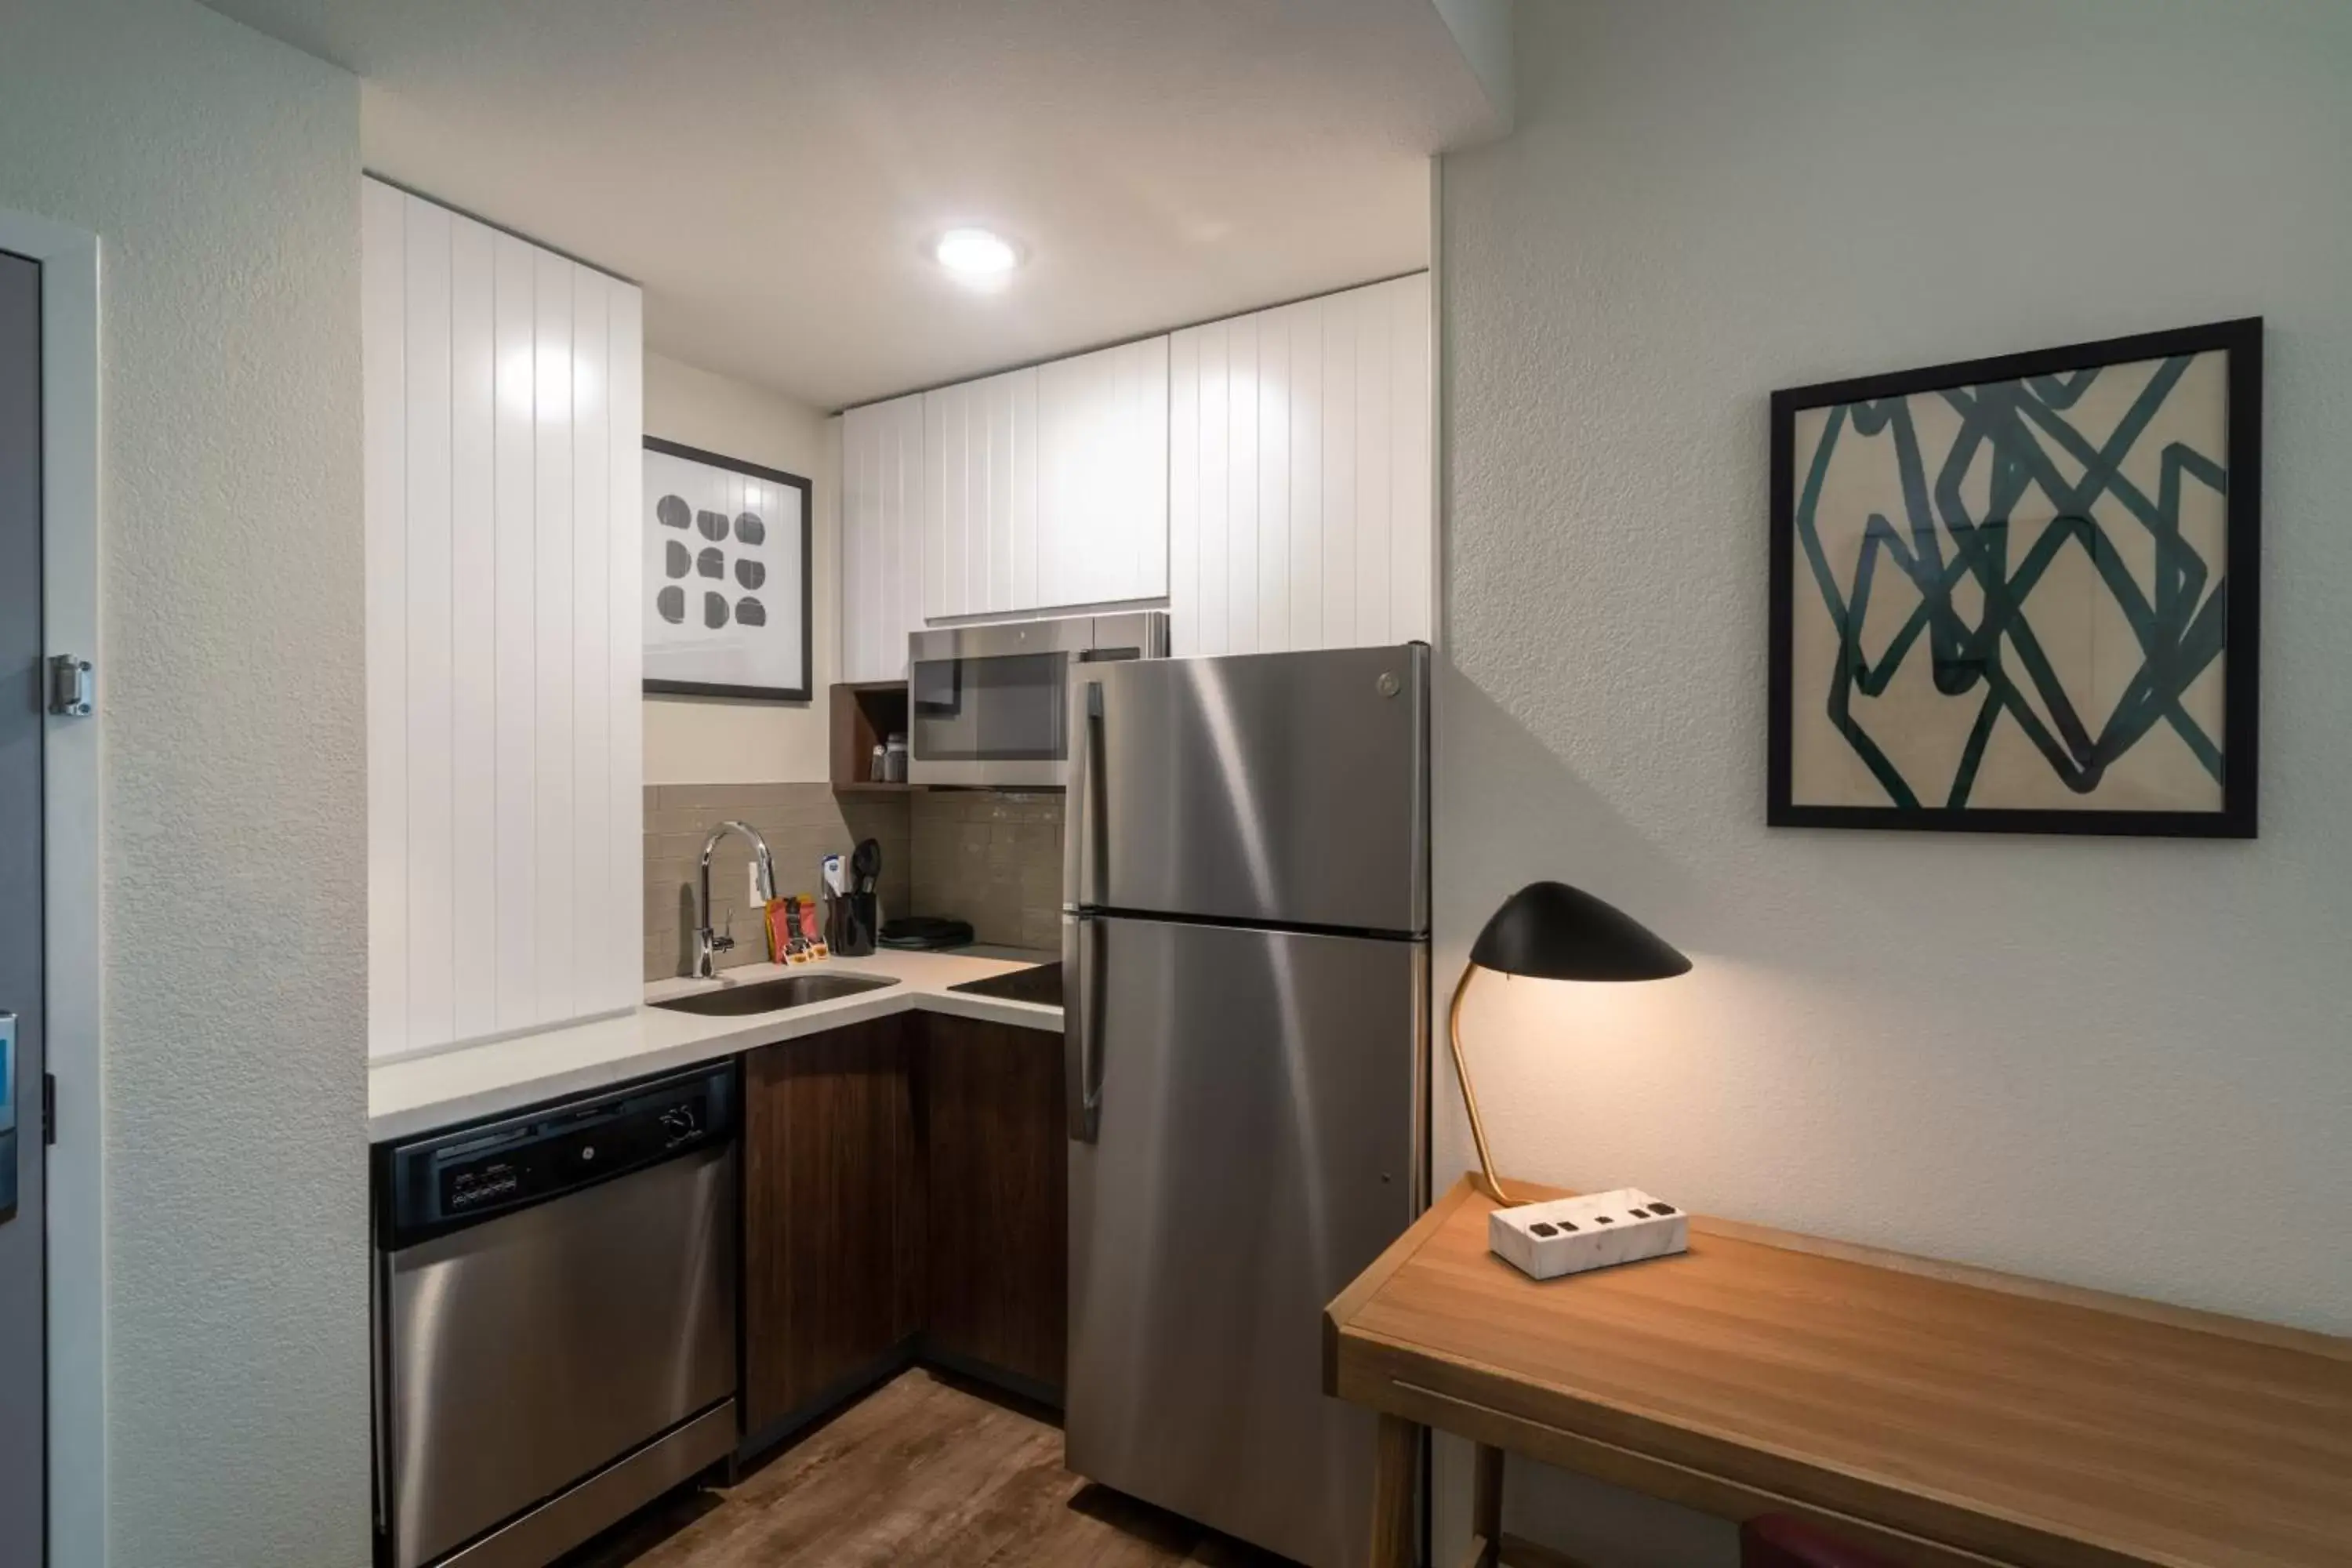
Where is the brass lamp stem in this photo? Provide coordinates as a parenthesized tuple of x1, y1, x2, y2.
(1448, 966, 1513, 1205)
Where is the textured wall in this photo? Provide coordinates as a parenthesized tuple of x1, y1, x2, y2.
(1436, 2, 2352, 1563)
(644, 784, 909, 978)
(0, 1, 368, 1563)
(642, 353, 840, 784)
(908, 791, 1065, 951)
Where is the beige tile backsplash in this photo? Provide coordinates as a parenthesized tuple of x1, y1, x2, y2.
(644, 783, 910, 979)
(642, 784, 1065, 979)
(908, 790, 1065, 951)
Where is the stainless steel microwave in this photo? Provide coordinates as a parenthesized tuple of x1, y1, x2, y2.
(907, 612, 1170, 787)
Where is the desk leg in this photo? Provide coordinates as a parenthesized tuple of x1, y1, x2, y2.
(1368, 1413, 1421, 1568)
(1471, 1443, 1504, 1566)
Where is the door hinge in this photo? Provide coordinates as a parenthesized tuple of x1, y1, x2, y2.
(49, 654, 94, 717)
(42, 1073, 55, 1145)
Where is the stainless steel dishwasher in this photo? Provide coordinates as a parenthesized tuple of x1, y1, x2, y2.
(373, 1062, 739, 1568)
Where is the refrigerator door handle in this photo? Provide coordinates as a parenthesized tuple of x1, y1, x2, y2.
(1065, 918, 1104, 1143)
(1065, 679, 1106, 910)
(0, 1011, 15, 1223)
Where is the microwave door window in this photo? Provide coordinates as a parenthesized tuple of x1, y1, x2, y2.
(911, 652, 1068, 760)
(912, 659, 961, 717)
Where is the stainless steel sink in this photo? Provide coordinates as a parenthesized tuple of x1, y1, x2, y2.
(650, 972, 899, 1017)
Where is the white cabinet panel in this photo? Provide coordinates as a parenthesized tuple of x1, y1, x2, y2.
(922, 366, 1037, 620)
(491, 230, 539, 1034)
(604, 282, 645, 1021)
(840, 393, 925, 681)
(1037, 336, 1168, 609)
(403, 197, 455, 1048)
(531, 248, 575, 1027)
(1169, 274, 1430, 656)
(364, 178, 643, 1058)
(449, 216, 498, 1044)
(569, 267, 613, 1024)
(909, 336, 1169, 626)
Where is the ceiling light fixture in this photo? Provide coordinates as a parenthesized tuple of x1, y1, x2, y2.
(933, 227, 1022, 281)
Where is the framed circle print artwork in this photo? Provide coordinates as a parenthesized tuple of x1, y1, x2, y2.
(1768, 318, 2260, 838)
(643, 437, 813, 701)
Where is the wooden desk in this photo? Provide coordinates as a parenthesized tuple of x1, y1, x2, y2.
(1324, 1178, 2352, 1568)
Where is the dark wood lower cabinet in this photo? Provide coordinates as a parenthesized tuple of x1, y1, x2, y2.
(921, 1015, 1069, 1399)
(741, 1014, 920, 1439)
(739, 1009, 1066, 1450)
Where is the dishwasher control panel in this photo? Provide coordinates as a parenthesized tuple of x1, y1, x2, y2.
(378, 1062, 736, 1247)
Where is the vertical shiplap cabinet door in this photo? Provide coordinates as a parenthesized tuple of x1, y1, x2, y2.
(1037, 336, 1168, 610)
(922, 367, 1039, 620)
(363, 179, 644, 1059)
(491, 230, 540, 1035)
(605, 280, 647, 1021)
(840, 392, 925, 681)
(1168, 274, 1429, 656)
(448, 214, 499, 1044)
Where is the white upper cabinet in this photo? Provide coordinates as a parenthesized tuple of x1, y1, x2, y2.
(849, 270, 1430, 673)
(918, 336, 1169, 622)
(922, 365, 1038, 620)
(840, 392, 925, 681)
(364, 178, 644, 1060)
(1036, 336, 1169, 609)
(1167, 274, 1431, 656)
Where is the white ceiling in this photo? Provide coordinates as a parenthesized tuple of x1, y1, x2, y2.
(205, 0, 1504, 408)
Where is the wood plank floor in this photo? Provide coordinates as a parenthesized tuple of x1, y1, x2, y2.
(557, 1370, 1298, 1568)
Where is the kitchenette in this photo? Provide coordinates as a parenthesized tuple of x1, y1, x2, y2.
(361, 174, 1436, 1568)
(369, 635, 1432, 1568)
(20, 11, 2347, 1568)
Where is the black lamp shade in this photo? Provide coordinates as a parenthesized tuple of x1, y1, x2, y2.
(1468, 881, 1691, 982)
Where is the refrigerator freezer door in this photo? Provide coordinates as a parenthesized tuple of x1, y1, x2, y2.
(1066, 644, 1428, 935)
(1065, 914, 1425, 1568)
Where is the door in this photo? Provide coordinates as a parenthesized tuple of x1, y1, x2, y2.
(740, 1017, 922, 1440)
(1064, 913, 1424, 1568)
(1066, 643, 1430, 933)
(840, 394, 925, 682)
(1036, 335, 1167, 609)
(1167, 274, 1432, 658)
(922, 365, 1038, 621)
(0, 245, 45, 1567)
(924, 1014, 1066, 1398)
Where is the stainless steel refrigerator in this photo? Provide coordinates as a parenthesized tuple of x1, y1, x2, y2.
(1062, 643, 1429, 1568)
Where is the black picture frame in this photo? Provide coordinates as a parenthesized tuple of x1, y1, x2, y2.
(642, 435, 815, 703)
(1767, 318, 2261, 839)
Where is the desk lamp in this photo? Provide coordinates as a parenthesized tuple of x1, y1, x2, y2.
(1451, 880, 1691, 1206)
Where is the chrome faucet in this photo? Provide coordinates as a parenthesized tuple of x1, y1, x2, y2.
(694, 820, 779, 979)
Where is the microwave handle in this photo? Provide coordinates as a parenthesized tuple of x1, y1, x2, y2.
(1065, 679, 1106, 909)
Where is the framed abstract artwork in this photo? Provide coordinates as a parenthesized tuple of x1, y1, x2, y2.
(643, 437, 813, 701)
(1768, 318, 2261, 838)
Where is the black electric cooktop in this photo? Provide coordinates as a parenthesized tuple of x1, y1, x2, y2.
(944, 963, 1062, 1007)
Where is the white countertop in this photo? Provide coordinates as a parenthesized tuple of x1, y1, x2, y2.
(368, 949, 1061, 1143)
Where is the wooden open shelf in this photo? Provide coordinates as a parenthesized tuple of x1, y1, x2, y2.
(830, 681, 920, 792)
